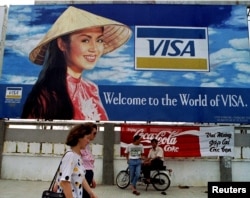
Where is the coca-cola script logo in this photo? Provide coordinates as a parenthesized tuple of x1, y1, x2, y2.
(133, 128, 199, 153)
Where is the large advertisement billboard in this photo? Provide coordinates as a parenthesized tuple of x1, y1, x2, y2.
(0, 4, 250, 122)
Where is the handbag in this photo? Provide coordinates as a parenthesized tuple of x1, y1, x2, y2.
(42, 152, 69, 198)
(42, 190, 65, 198)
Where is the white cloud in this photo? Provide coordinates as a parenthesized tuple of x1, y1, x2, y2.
(200, 77, 225, 87)
(8, 18, 32, 35)
(5, 32, 45, 57)
(216, 77, 226, 84)
(4, 6, 50, 58)
(183, 73, 195, 80)
(1, 74, 37, 84)
(225, 6, 248, 27)
(99, 55, 132, 69)
(229, 38, 249, 50)
(210, 47, 250, 67)
(235, 73, 250, 84)
(204, 71, 219, 77)
(87, 67, 137, 84)
(208, 27, 218, 35)
(200, 82, 220, 87)
(235, 63, 250, 73)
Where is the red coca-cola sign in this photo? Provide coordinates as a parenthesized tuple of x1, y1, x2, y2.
(121, 124, 201, 157)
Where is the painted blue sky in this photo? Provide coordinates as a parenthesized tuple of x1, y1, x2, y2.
(0, 4, 249, 88)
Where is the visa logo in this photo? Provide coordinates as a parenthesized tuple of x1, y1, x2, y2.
(148, 39, 195, 56)
(135, 26, 209, 71)
(5, 87, 23, 99)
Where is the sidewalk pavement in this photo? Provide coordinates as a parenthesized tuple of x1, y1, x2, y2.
(0, 179, 208, 198)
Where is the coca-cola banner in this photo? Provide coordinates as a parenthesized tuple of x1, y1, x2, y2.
(120, 124, 234, 157)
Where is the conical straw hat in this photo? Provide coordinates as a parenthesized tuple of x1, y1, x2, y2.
(29, 6, 132, 65)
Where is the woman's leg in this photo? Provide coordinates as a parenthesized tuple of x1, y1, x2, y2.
(82, 170, 94, 198)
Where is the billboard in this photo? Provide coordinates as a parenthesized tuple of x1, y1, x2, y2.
(120, 125, 234, 157)
(0, 4, 250, 122)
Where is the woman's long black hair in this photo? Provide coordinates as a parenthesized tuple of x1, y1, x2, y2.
(21, 35, 74, 120)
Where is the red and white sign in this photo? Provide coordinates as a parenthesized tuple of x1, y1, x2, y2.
(121, 124, 234, 157)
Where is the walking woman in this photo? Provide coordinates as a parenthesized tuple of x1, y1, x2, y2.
(21, 6, 131, 121)
(54, 124, 97, 198)
(81, 122, 98, 198)
(125, 135, 144, 196)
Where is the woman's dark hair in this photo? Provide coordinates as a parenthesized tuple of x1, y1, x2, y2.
(85, 122, 97, 130)
(21, 35, 74, 120)
(66, 124, 93, 146)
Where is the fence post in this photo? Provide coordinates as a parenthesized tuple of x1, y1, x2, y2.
(0, 119, 6, 178)
(219, 156, 232, 181)
(102, 123, 115, 185)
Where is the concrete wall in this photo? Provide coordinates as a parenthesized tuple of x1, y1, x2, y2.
(1, 120, 250, 186)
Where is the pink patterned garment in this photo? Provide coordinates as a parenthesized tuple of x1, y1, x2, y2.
(81, 144, 95, 170)
(67, 74, 108, 120)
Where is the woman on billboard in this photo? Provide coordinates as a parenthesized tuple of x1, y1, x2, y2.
(21, 6, 131, 120)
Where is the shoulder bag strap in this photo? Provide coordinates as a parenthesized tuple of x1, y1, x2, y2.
(48, 151, 71, 191)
